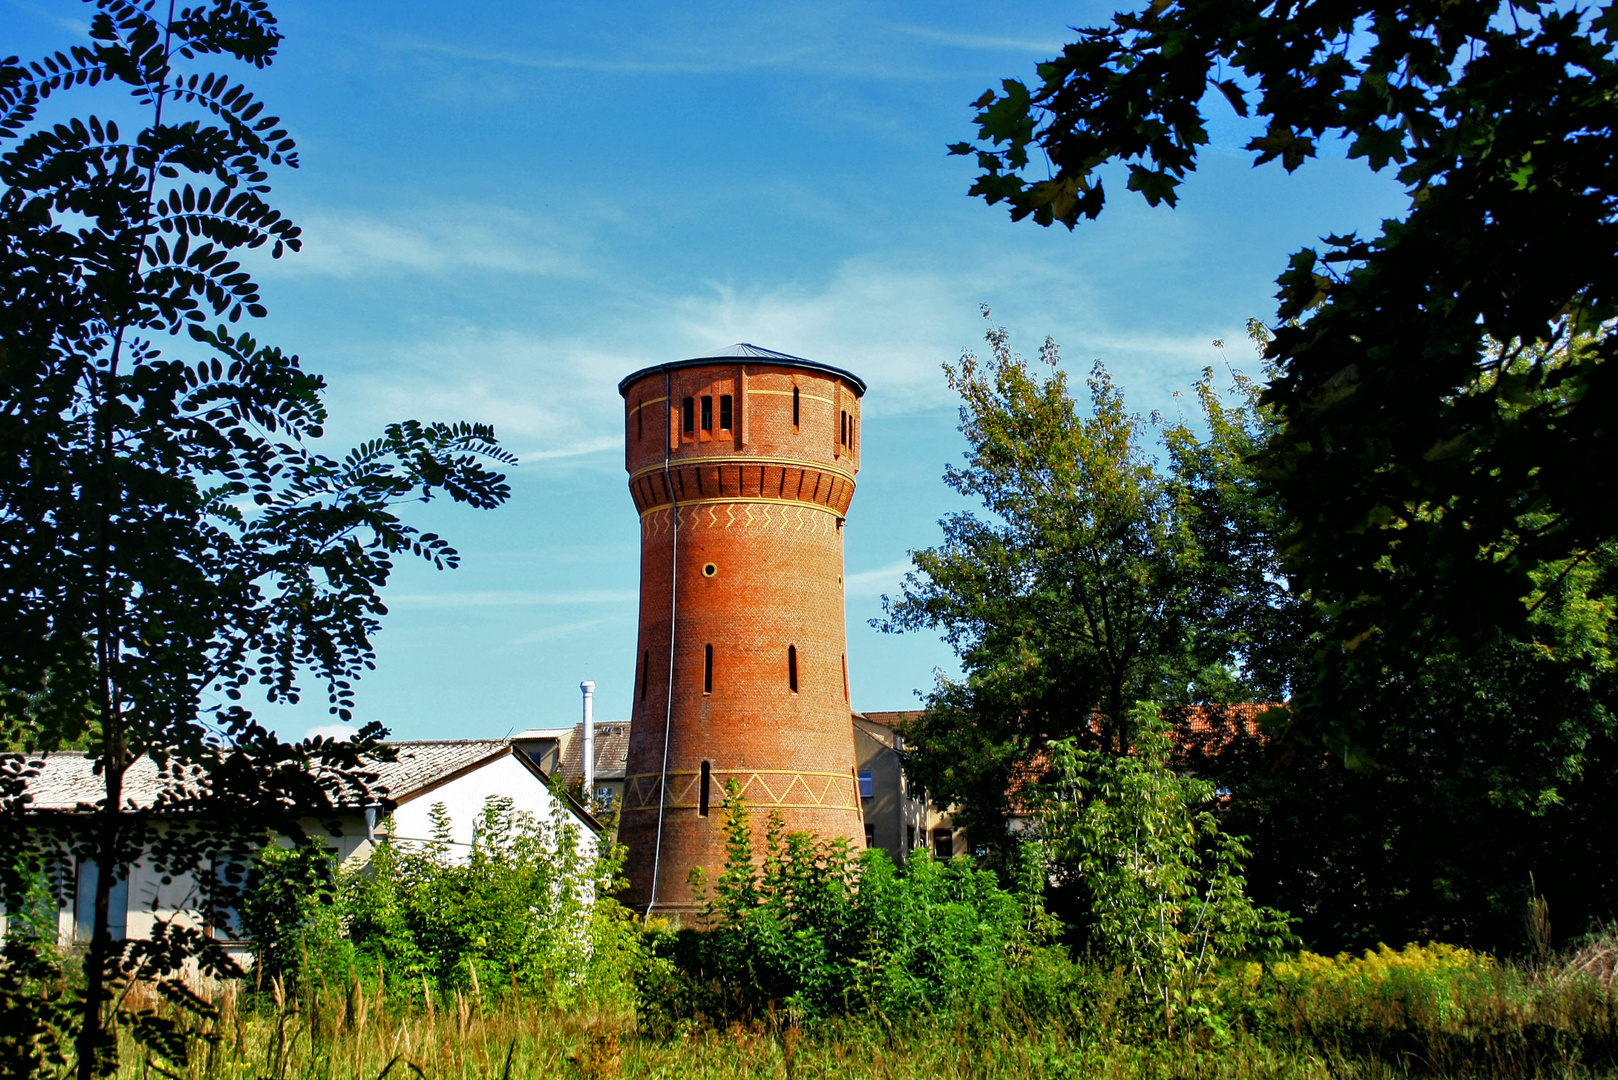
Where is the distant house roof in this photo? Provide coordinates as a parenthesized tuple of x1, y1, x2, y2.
(16, 740, 546, 814)
(857, 710, 922, 729)
(554, 722, 631, 784)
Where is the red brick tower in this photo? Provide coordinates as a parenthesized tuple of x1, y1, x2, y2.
(618, 345, 866, 917)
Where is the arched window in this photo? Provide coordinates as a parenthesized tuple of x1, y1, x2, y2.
(787, 644, 798, 693)
(682, 397, 695, 434)
(699, 761, 711, 817)
(703, 643, 713, 694)
(719, 394, 733, 431)
(792, 386, 800, 428)
(701, 395, 713, 432)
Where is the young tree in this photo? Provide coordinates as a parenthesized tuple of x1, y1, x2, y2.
(1035, 702, 1293, 1035)
(879, 312, 1216, 845)
(0, 3, 513, 1074)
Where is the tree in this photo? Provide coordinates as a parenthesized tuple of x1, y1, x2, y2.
(1034, 701, 1293, 1035)
(0, 3, 513, 1075)
(950, 0, 1618, 756)
(878, 312, 1260, 846)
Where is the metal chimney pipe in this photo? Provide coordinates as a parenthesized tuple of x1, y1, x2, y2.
(580, 681, 596, 798)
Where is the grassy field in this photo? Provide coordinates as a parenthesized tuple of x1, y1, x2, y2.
(111, 943, 1618, 1080)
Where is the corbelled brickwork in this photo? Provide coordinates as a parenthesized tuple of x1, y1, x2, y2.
(618, 352, 865, 916)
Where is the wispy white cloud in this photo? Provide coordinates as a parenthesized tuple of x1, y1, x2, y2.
(887, 23, 1064, 54)
(373, 3, 1065, 83)
(9, 0, 91, 37)
(507, 617, 617, 647)
(845, 558, 915, 598)
(386, 589, 637, 609)
(266, 205, 596, 281)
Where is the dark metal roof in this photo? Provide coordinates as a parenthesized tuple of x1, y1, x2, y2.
(618, 343, 866, 397)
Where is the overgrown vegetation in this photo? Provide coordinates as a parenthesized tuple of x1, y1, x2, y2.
(243, 797, 639, 1012)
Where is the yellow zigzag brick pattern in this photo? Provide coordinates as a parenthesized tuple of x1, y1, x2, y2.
(640, 502, 838, 540)
(621, 769, 858, 813)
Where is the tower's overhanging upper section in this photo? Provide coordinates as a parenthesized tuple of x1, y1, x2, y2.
(617, 344, 867, 398)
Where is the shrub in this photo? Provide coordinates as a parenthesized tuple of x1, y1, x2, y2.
(243, 795, 641, 1010)
(638, 781, 1057, 1030)
(240, 838, 342, 984)
(1035, 702, 1295, 1035)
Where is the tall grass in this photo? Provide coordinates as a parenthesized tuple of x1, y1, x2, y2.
(106, 941, 1618, 1080)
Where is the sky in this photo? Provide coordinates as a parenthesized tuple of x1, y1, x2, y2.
(7, 0, 1409, 741)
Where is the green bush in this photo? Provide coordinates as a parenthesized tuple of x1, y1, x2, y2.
(241, 837, 343, 984)
(243, 795, 641, 1010)
(638, 781, 1060, 1030)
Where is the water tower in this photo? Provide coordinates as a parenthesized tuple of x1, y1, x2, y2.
(617, 345, 866, 916)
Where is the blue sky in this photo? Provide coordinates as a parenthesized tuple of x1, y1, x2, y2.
(8, 0, 1408, 740)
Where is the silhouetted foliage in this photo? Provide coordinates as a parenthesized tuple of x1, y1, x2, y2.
(0, 2, 512, 1075)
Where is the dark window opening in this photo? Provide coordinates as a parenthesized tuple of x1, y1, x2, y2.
(858, 770, 874, 798)
(788, 644, 798, 693)
(701, 395, 713, 432)
(842, 654, 849, 704)
(703, 644, 713, 694)
(933, 830, 953, 859)
(841, 410, 848, 446)
(907, 826, 916, 850)
(719, 394, 733, 430)
(792, 386, 800, 428)
(682, 397, 695, 434)
(639, 650, 649, 701)
(699, 761, 711, 817)
(864, 823, 875, 847)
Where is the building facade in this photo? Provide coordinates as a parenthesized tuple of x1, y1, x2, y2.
(617, 345, 867, 916)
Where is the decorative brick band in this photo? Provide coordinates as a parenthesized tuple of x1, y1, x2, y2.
(639, 500, 842, 538)
(622, 769, 860, 813)
(628, 458, 856, 517)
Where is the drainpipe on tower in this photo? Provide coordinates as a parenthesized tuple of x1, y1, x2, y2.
(581, 680, 596, 800)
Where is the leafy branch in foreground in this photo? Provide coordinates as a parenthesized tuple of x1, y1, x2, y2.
(0, 2, 513, 1076)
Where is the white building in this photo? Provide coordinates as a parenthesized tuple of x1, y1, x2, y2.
(4, 740, 600, 953)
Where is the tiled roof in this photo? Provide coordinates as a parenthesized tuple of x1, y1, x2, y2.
(857, 710, 923, 728)
(15, 740, 515, 813)
(555, 722, 630, 783)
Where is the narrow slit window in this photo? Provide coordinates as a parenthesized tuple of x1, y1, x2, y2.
(787, 644, 798, 693)
(682, 397, 695, 434)
(792, 386, 800, 428)
(719, 394, 733, 430)
(639, 650, 649, 701)
(703, 644, 713, 694)
(699, 761, 711, 817)
(841, 410, 848, 446)
(701, 395, 713, 432)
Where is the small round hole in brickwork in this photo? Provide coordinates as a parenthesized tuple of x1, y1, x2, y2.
(702, 563, 718, 578)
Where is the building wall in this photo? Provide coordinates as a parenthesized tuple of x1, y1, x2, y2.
(853, 717, 927, 867)
(386, 752, 591, 859)
(619, 360, 866, 916)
